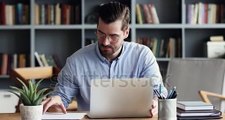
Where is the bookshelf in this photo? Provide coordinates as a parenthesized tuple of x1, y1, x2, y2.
(0, 0, 225, 87)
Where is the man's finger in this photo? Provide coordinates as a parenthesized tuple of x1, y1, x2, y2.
(42, 97, 51, 105)
(43, 98, 54, 113)
(59, 103, 67, 114)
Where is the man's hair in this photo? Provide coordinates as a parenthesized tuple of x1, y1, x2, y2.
(98, 1, 130, 31)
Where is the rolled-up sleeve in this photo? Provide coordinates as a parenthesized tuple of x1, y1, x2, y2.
(50, 57, 79, 108)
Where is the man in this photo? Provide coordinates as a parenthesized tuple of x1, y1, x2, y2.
(43, 1, 167, 117)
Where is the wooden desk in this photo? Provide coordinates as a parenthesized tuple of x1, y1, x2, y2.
(0, 113, 157, 120)
(0, 113, 20, 120)
(0, 113, 224, 120)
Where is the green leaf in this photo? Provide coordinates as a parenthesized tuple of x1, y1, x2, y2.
(34, 79, 44, 92)
(28, 80, 35, 103)
(10, 86, 32, 105)
(34, 89, 50, 105)
(34, 88, 48, 102)
(16, 78, 29, 95)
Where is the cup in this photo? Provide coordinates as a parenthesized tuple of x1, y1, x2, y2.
(158, 98, 177, 120)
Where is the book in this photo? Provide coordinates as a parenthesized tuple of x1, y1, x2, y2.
(177, 115, 222, 120)
(12, 54, 18, 69)
(55, 3, 61, 25)
(135, 4, 143, 24)
(45, 55, 56, 67)
(0, 2, 6, 25)
(142, 4, 153, 24)
(18, 54, 26, 68)
(39, 54, 49, 66)
(177, 101, 214, 111)
(34, 52, 44, 67)
(148, 4, 159, 24)
(1, 53, 8, 75)
(177, 108, 221, 117)
(35, 4, 39, 25)
(210, 35, 224, 42)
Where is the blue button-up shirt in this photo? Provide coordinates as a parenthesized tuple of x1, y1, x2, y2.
(51, 42, 167, 111)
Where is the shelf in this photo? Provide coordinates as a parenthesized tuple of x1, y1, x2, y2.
(184, 24, 225, 29)
(83, 24, 97, 29)
(135, 24, 182, 29)
(156, 58, 173, 62)
(0, 25, 31, 29)
(0, 75, 9, 79)
(34, 25, 83, 29)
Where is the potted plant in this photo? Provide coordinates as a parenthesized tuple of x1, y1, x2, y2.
(9, 78, 50, 120)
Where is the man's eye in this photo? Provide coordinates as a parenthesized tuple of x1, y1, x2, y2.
(110, 35, 119, 40)
(100, 34, 106, 38)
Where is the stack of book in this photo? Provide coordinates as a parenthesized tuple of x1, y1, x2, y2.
(177, 101, 222, 119)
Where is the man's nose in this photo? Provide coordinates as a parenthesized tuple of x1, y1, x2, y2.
(102, 36, 111, 46)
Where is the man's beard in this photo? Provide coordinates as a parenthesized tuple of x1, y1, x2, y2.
(99, 45, 115, 57)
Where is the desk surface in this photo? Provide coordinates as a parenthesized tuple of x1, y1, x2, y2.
(0, 113, 224, 120)
(0, 113, 157, 120)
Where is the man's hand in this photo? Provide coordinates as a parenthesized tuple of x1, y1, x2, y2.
(42, 96, 67, 114)
(149, 98, 158, 118)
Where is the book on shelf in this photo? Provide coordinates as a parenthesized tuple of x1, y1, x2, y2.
(1, 53, 8, 75)
(0, 2, 6, 25)
(35, 4, 39, 25)
(142, 4, 153, 24)
(177, 101, 214, 111)
(18, 54, 26, 68)
(149, 4, 159, 24)
(209, 35, 224, 42)
(167, 37, 176, 58)
(45, 55, 57, 67)
(135, 4, 143, 24)
(5, 5, 14, 25)
(55, 3, 61, 25)
(12, 54, 18, 69)
(34, 52, 44, 67)
(39, 54, 49, 67)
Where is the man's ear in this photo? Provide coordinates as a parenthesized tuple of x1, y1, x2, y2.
(123, 26, 130, 39)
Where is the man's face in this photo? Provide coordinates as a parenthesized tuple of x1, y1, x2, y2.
(96, 18, 129, 59)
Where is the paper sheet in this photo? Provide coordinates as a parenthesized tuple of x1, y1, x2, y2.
(42, 112, 87, 119)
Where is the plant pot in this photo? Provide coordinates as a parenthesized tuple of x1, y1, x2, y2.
(20, 104, 43, 120)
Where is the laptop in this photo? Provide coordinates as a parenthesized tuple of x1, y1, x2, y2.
(87, 78, 153, 118)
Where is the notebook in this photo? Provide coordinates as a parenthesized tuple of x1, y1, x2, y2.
(87, 78, 153, 118)
(177, 101, 214, 111)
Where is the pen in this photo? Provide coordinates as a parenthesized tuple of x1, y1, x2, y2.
(154, 89, 164, 99)
(167, 86, 177, 99)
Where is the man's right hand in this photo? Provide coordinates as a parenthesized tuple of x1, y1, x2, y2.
(42, 96, 67, 114)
